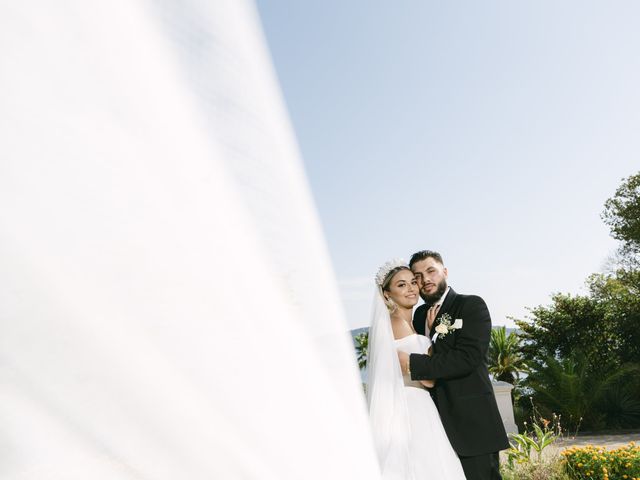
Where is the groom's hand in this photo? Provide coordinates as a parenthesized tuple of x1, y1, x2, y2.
(397, 350, 410, 376)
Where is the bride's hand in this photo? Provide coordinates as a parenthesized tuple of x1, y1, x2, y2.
(419, 347, 434, 387)
(397, 350, 410, 375)
(419, 346, 434, 387)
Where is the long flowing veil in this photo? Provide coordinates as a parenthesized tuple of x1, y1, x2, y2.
(367, 287, 415, 480)
(0, 1, 380, 478)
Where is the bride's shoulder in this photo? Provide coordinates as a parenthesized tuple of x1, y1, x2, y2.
(391, 317, 413, 340)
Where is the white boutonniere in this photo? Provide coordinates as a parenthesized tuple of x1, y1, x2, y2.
(432, 313, 463, 342)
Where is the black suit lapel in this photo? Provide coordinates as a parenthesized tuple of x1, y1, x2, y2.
(412, 304, 427, 335)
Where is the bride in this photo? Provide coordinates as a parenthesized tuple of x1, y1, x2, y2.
(367, 259, 466, 479)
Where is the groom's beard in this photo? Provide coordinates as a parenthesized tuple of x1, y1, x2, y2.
(420, 279, 447, 305)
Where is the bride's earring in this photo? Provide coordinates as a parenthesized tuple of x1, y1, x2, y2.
(385, 296, 398, 312)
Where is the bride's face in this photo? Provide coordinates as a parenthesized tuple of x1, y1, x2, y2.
(384, 270, 419, 308)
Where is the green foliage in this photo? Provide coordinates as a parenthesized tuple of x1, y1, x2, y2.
(501, 457, 571, 480)
(599, 379, 640, 430)
(520, 353, 640, 431)
(502, 440, 640, 480)
(354, 331, 368, 370)
(508, 408, 562, 464)
(514, 271, 640, 431)
(515, 293, 616, 373)
(602, 171, 640, 262)
(489, 326, 528, 384)
(507, 423, 558, 465)
(502, 413, 569, 480)
(562, 442, 640, 480)
(523, 354, 596, 429)
(588, 272, 640, 365)
(509, 172, 640, 433)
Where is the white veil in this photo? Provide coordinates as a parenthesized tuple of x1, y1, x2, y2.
(0, 1, 380, 479)
(366, 284, 415, 480)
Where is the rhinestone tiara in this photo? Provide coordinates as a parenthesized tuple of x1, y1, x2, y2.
(375, 258, 407, 287)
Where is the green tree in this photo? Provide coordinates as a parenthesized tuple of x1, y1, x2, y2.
(515, 275, 640, 430)
(587, 273, 640, 364)
(602, 171, 640, 266)
(488, 326, 528, 384)
(354, 331, 368, 370)
(515, 293, 617, 374)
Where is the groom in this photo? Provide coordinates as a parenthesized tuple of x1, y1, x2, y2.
(397, 250, 509, 480)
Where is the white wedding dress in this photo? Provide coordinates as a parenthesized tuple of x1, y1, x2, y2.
(394, 334, 466, 480)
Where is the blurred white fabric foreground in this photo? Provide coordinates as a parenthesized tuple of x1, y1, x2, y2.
(0, 1, 380, 478)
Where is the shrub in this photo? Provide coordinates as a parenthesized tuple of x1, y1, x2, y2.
(502, 410, 570, 480)
(562, 442, 640, 480)
(501, 458, 570, 480)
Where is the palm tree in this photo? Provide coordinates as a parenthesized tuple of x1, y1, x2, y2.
(524, 353, 640, 430)
(354, 331, 368, 370)
(488, 326, 528, 384)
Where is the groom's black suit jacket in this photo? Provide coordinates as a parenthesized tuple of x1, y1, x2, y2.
(410, 287, 509, 457)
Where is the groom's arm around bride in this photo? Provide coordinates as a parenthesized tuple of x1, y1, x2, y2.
(398, 250, 509, 480)
(411, 293, 490, 381)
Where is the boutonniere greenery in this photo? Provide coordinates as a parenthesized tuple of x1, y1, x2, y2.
(433, 313, 463, 342)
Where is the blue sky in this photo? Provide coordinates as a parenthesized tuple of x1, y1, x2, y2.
(255, 1, 640, 329)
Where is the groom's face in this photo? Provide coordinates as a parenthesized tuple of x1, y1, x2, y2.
(411, 257, 448, 304)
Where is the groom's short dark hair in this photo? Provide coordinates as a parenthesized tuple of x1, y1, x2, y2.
(409, 250, 444, 268)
